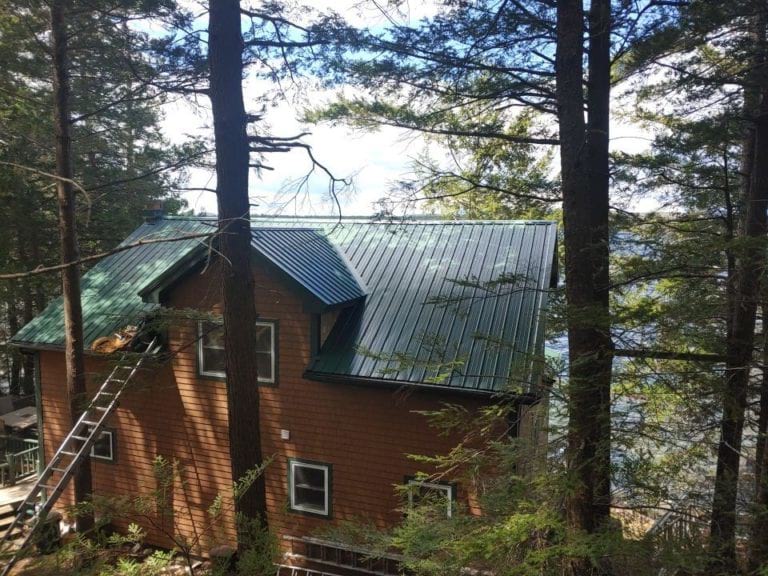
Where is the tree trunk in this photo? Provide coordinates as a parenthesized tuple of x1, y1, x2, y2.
(51, 0, 94, 533)
(208, 0, 269, 534)
(709, 11, 768, 569)
(556, 0, 613, 572)
(585, 0, 613, 526)
(5, 293, 21, 396)
(751, 302, 768, 570)
(709, 101, 768, 568)
(18, 229, 36, 396)
(30, 226, 48, 314)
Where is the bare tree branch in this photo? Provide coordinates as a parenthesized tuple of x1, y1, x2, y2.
(0, 232, 213, 280)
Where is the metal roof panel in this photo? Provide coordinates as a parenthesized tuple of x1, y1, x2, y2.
(13, 216, 557, 395)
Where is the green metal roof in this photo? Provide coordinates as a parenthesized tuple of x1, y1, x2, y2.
(12, 218, 211, 350)
(138, 227, 367, 309)
(250, 228, 367, 307)
(12, 216, 557, 395)
(303, 220, 558, 394)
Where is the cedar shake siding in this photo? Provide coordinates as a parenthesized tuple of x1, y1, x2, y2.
(39, 351, 236, 550)
(19, 217, 557, 568)
(38, 258, 491, 552)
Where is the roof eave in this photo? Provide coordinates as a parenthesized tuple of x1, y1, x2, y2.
(303, 295, 367, 314)
(303, 369, 542, 402)
(9, 341, 64, 353)
(138, 244, 208, 303)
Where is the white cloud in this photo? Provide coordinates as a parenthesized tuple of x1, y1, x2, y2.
(158, 2, 657, 217)
(156, 2, 446, 218)
(162, 76, 426, 217)
(163, 90, 656, 216)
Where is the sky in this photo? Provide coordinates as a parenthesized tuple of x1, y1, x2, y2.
(162, 90, 425, 217)
(161, 0, 656, 218)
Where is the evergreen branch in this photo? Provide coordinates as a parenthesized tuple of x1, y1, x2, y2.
(240, 8, 311, 34)
(365, 118, 559, 145)
(0, 232, 213, 280)
(84, 148, 211, 192)
(246, 39, 327, 49)
(614, 348, 726, 363)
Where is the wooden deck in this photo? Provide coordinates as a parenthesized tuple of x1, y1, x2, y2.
(0, 477, 35, 507)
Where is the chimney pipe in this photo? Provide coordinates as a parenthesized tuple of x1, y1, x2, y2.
(143, 200, 165, 224)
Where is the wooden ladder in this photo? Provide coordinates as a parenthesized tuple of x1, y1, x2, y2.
(0, 338, 159, 576)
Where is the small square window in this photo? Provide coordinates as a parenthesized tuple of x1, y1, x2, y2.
(289, 459, 331, 517)
(198, 320, 276, 383)
(88, 429, 115, 462)
(406, 479, 454, 518)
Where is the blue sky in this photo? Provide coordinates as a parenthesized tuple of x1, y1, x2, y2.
(160, 0, 656, 218)
(160, 0, 446, 217)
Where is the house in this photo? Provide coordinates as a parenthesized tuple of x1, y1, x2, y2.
(11, 215, 558, 574)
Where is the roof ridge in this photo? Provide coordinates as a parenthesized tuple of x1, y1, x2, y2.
(250, 227, 320, 231)
(163, 215, 557, 225)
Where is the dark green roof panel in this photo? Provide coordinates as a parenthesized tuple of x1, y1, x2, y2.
(12, 216, 557, 395)
(251, 228, 366, 307)
(304, 220, 557, 393)
(12, 218, 211, 349)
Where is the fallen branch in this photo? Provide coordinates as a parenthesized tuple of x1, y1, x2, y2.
(614, 348, 727, 363)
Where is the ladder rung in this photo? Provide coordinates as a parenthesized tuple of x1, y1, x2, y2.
(0, 343, 155, 575)
(0, 340, 159, 576)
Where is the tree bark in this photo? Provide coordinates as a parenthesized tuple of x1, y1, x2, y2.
(51, 0, 94, 533)
(208, 0, 269, 533)
(556, 0, 613, 572)
(585, 0, 613, 525)
(710, 100, 768, 568)
(29, 225, 48, 314)
(5, 293, 21, 396)
(709, 7, 768, 568)
(18, 229, 36, 396)
(751, 302, 768, 570)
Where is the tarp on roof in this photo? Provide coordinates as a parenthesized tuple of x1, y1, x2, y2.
(12, 216, 557, 395)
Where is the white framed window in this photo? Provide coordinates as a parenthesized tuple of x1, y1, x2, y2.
(254, 322, 275, 383)
(198, 321, 226, 378)
(88, 429, 115, 462)
(406, 478, 455, 518)
(197, 320, 276, 383)
(289, 459, 331, 517)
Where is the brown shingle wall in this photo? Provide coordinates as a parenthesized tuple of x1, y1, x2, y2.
(39, 257, 489, 553)
(39, 349, 236, 551)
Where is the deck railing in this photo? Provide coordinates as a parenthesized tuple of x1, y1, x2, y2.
(0, 438, 39, 486)
(646, 506, 707, 546)
(283, 535, 406, 576)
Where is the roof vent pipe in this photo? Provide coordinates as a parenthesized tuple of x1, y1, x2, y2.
(143, 200, 165, 224)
